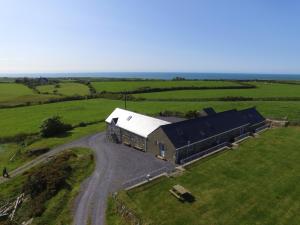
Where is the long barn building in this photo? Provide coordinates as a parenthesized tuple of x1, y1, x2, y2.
(106, 107, 267, 164)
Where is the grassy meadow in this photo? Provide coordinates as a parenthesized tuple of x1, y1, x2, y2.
(1, 79, 300, 176)
(0, 143, 24, 171)
(0, 78, 300, 225)
(36, 82, 90, 96)
(0, 123, 104, 171)
(135, 82, 300, 100)
(0, 98, 299, 138)
(0, 83, 57, 106)
(91, 80, 242, 92)
(108, 127, 300, 225)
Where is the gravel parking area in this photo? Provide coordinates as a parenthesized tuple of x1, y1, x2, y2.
(1, 131, 175, 225)
(73, 132, 175, 225)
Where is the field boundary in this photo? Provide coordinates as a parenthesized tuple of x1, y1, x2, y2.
(112, 84, 256, 94)
(138, 96, 300, 102)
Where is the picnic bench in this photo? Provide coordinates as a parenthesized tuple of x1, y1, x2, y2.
(169, 184, 192, 201)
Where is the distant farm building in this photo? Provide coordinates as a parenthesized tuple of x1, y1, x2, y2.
(106, 107, 268, 164)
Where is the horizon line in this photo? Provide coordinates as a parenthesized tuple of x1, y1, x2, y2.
(1, 71, 300, 76)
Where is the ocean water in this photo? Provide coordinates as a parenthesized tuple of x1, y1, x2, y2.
(3, 72, 300, 80)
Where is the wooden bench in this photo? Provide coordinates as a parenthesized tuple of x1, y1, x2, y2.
(169, 184, 191, 201)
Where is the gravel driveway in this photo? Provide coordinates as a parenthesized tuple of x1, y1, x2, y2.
(0, 132, 174, 225)
(73, 132, 175, 225)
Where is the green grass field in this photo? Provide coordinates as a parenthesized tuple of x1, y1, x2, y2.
(36, 82, 90, 96)
(1, 79, 300, 225)
(0, 123, 104, 171)
(0, 98, 299, 138)
(0, 143, 24, 171)
(0, 83, 58, 106)
(108, 127, 300, 225)
(91, 80, 242, 92)
(0, 78, 14, 82)
(135, 82, 300, 99)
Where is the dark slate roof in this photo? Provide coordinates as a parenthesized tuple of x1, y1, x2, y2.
(202, 107, 216, 115)
(155, 116, 186, 123)
(160, 109, 250, 149)
(238, 107, 265, 125)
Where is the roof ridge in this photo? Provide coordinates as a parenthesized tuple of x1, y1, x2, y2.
(161, 109, 238, 128)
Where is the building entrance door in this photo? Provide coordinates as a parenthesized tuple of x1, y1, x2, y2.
(159, 143, 165, 158)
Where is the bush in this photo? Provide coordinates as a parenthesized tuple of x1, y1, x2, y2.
(185, 110, 201, 119)
(23, 151, 75, 217)
(23, 152, 73, 196)
(40, 116, 72, 137)
(29, 193, 47, 217)
(158, 110, 185, 117)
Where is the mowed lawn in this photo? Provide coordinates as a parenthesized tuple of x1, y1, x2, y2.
(91, 80, 242, 92)
(110, 127, 300, 225)
(135, 82, 300, 99)
(0, 98, 299, 138)
(0, 83, 56, 106)
(36, 82, 90, 96)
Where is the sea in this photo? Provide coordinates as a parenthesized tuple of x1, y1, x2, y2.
(2, 72, 300, 80)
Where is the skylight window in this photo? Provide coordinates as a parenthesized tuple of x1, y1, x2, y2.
(127, 115, 132, 121)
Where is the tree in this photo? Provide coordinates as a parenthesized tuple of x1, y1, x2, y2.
(40, 116, 72, 137)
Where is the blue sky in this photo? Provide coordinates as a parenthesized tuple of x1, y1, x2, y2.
(0, 0, 299, 74)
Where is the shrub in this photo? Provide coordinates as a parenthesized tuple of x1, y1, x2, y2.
(172, 76, 186, 80)
(23, 151, 75, 217)
(185, 110, 201, 119)
(159, 110, 185, 117)
(40, 116, 72, 137)
(24, 153, 71, 192)
(78, 122, 87, 127)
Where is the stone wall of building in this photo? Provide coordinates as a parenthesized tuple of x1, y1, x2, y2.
(147, 128, 177, 162)
(120, 129, 146, 151)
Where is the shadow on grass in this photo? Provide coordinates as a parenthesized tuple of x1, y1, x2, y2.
(179, 193, 196, 203)
(50, 131, 73, 138)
